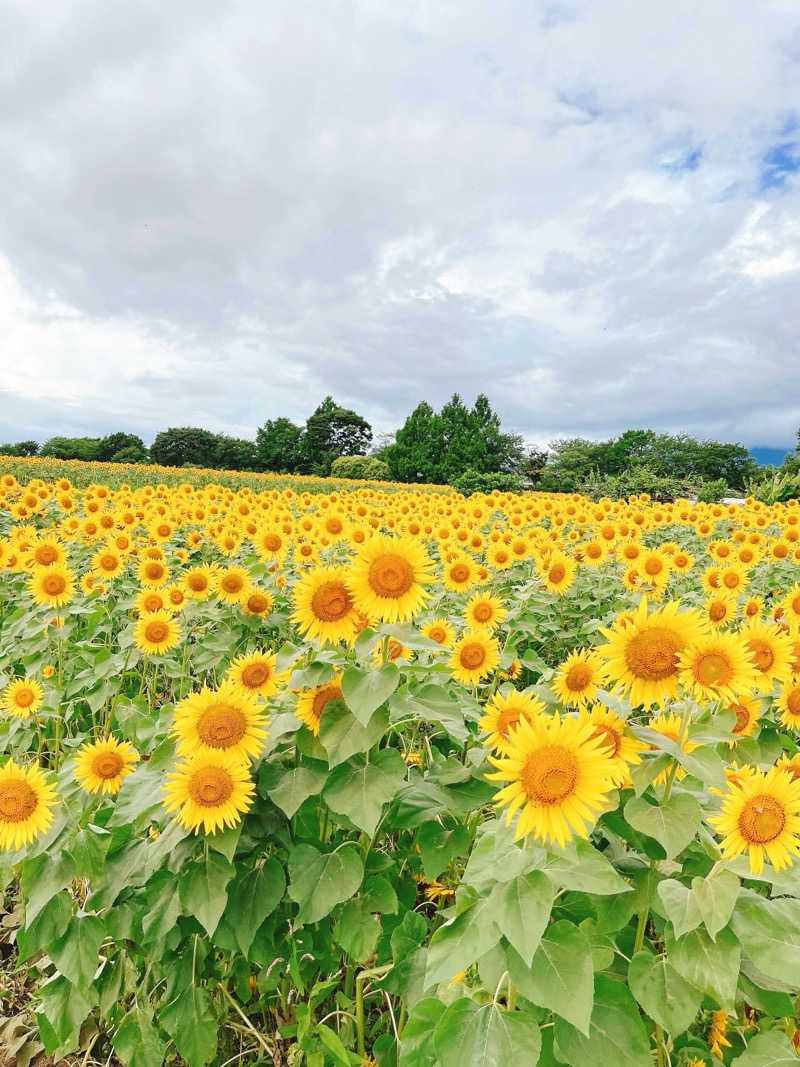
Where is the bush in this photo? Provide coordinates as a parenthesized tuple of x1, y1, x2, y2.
(694, 477, 728, 503)
(110, 445, 149, 464)
(745, 468, 800, 504)
(452, 468, 524, 496)
(330, 455, 390, 480)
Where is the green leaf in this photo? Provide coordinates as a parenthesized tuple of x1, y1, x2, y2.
(140, 871, 181, 944)
(362, 874, 398, 913)
(67, 824, 111, 880)
(342, 664, 400, 724)
(731, 1031, 799, 1065)
(666, 925, 740, 1011)
(112, 1006, 167, 1067)
(399, 997, 447, 1067)
(554, 975, 651, 1067)
(267, 765, 328, 818)
(433, 999, 542, 1067)
(688, 869, 740, 939)
(323, 749, 406, 834)
(334, 898, 381, 961)
(179, 850, 235, 936)
(731, 894, 800, 988)
(316, 1022, 352, 1066)
(624, 794, 701, 858)
(17, 889, 72, 961)
(288, 842, 364, 925)
(416, 822, 471, 880)
(462, 820, 537, 893)
(35, 974, 93, 1054)
(425, 898, 501, 988)
(540, 838, 633, 896)
(628, 950, 702, 1035)
(491, 870, 553, 967)
(318, 703, 389, 767)
(49, 913, 105, 988)
(507, 920, 593, 1036)
(160, 985, 218, 1067)
(225, 857, 285, 956)
(22, 850, 77, 925)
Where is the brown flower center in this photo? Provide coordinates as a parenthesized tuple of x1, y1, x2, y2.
(459, 642, 486, 670)
(624, 626, 682, 680)
(0, 779, 37, 823)
(188, 766, 233, 807)
(42, 573, 66, 596)
(738, 794, 785, 844)
(196, 703, 247, 748)
(241, 662, 271, 688)
(310, 581, 353, 621)
(745, 637, 775, 673)
(449, 562, 470, 584)
(694, 651, 733, 687)
(145, 620, 169, 644)
(520, 746, 578, 805)
(565, 663, 592, 691)
(93, 752, 124, 779)
(367, 553, 414, 598)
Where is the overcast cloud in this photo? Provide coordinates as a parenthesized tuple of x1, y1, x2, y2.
(1, 0, 799, 450)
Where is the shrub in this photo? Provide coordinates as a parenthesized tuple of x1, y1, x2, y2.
(452, 468, 524, 496)
(330, 455, 390, 480)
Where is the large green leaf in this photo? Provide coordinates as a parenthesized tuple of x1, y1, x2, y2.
(113, 1007, 167, 1067)
(179, 850, 235, 936)
(462, 820, 538, 893)
(287, 842, 364, 924)
(160, 985, 218, 1067)
(318, 703, 389, 767)
(507, 920, 593, 1036)
(323, 749, 406, 834)
(666, 925, 740, 1011)
(49, 913, 105, 988)
(540, 838, 633, 896)
(628, 950, 702, 1035)
(35, 974, 93, 1055)
(688, 869, 740, 939)
(398, 998, 447, 1067)
(624, 794, 701, 859)
(732, 1031, 799, 1065)
(342, 664, 400, 725)
(491, 870, 553, 966)
(554, 975, 651, 1067)
(22, 850, 77, 924)
(333, 898, 381, 961)
(267, 765, 328, 818)
(225, 857, 285, 955)
(433, 999, 542, 1067)
(417, 821, 471, 880)
(731, 894, 800, 988)
(425, 898, 501, 987)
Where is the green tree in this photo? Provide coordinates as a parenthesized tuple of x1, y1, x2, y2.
(256, 418, 304, 473)
(0, 440, 39, 456)
(330, 456, 390, 480)
(212, 435, 258, 471)
(97, 433, 147, 462)
(110, 445, 148, 464)
(39, 437, 102, 461)
(149, 428, 220, 468)
(299, 397, 372, 475)
(385, 402, 442, 482)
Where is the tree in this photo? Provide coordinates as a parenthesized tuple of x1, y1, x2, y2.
(299, 397, 372, 475)
(97, 433, 147, 462)
(520, 447, 548, 485)
(149, 428, 220, 468)
(212, 435, 258, 471)
(0, 440, 38, 456)
(256, 418, 304, 473)
(39, 437, 102, 461)
(110, 445, 148, 464)
(385, 402, 442, 482)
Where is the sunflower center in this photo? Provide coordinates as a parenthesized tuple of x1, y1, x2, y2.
(311, 685, 342, 720)
(241, 662, 270, 688)
(590, 724, 620, 756)
(221, 574, 244, 593)
(520, 746, 578, 805)
(145, 620, 169, 643)
(311, 581, 353, 621)
(144, 595, 163, 612)
(694, 651, 733, 687)
(450, 563, 470, 584)
(624, 626, 682, 680)
(731, 704, 751, 734)
(35, 545, 57, 565)
(188, 766, 234, 807)
(367, 553, 415, 599)
(548, 563, 566, 583)
(738, 794, 786, 844)
(644, 558, 663, 576)
(428, 626, 447, 643)
(709, 602, 727, 622)
(326, 517, 343, 534)
(43, 573, 66, 595)
(588, 544, 602, 559)
(473, 603, 493, 623)
(14, 688, 35, 708)
(746, 637, 774, 673)
(262, 533, 281, 551)
(187, 573, 208, 591)
(787, 689, 800, 717)
(459, 642, 486, 670)
(565, 663, 592, 691)
(0, 780, 38, 823)
(145, 564, 163, 580)
(196, 703, 247, 748)
(100, 554, 117, 571)
(93, 752, 124, 779)
(495, 707, 522, 736)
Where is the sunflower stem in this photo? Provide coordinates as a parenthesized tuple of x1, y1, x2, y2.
(654, 1023, 665, 1067)
(633, 906, 648, 954)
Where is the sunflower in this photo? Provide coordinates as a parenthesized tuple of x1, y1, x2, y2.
(163, 750, 255, 835)
(291, 565, 359, 644)
(464, 591, 506, 633)
(242, 588, 274, 617)
(671, 549, 695, 573)
(255, 525, 290, 563)
(776, 681, 800, 730)
(138, 558, 170, 587)
(134, 611, 181, 656)
(718, 564, 748, 596)
(164, 584, 187, 612)
(478, 688, 545, 750)
(346, 534, 433, 623)
(182, 564, 216, 600)
(740, 619, 793, 692)
(172, 680, 267, 762)
(781, 585, 800, 631)
(441, 554, 479, 593)
(1, 678, 43, 718)
(575, 705, 647, 785)
(704, 594, 736, 629)
(646, 711, 699, 784)
(296, 675, 344, 735)
(727, 694, 761, 742)
(552, 650, 604, 709)
(135, 588, 167, 615)
(421, 618, 456, 647)
(487, 542, 513, 570)
(26, 537, 68, 570)
(74, 737, 139, 794)
(596, 597, 708, 708)
(0, 760, 57, 851)
(677, 632, 757, 704)
(639, 549, 671, 589)
(539, 553, 577, 595)
(226, 650, 282, 699)
(91, 546, 123, 578)
(710, 765, 800, 874)
(215, 566, 251, 605)
(487, 712, 618, 846)
(449, 631, 501, 686)
(27, 565, 75, 608)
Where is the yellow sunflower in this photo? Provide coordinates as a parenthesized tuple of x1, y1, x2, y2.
(241, 588, 274, 617)
(778, 681, 800, 731)
(727, 694, 761, 742)
(464, 591, 506, 633)
(134, 611, 181, 656)
(182, 564, 216, 600)
(172, 680, 268, 762)
(478, 688, 545, 750)
(449, 631, 501, 686)
(163, 750, 255, 835)
(781, 585, 800, 631)
(295, 675, 344, 735)
(704, 594, 737, 629)
(137, 558, 170, 588)
(27, 565, 75, 608)
(226, 650, 282, 699)
(552, 650, 604, 709)
(0, 760, 57, 851)
(346, 534, 433, 622)
(677, 632, 757, 704)
(421, 618, 456, 647)
(740, 619, 793, 692)
(135, 588, 168, 615)
(441, 554, 479, 593)
(575, 705, 647, 785)
(710, 765, 800, 874)
(539, 553, 577, 595)
(291, 565, 359, 644)
(596, 597, 708, 707)
(487, 712, 618, 846)
(215, 566, 251, 605)
(1, 678, 43, 718)
(74, 736, 139, 794)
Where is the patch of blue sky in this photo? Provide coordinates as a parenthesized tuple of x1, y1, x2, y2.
(759, 140, 800, 190)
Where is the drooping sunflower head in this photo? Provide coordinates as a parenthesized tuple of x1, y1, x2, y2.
(449, 630, 501, 686)
(677, 632, 757, 704)
(0, 759, 57, 851)
(295, 674, 344, 736)
(163, 750, 255, 835)
(552, 649, 604, 709)
(1, 677, 43, 719)
(226, 650, 282, 699)
(727, 694, 761, 743)
(291, 565, 358, 644)
(134, 610, 181, 656)
(575, 704, 647, 785)
(74, 736, 139, 794)
(740, 619, 794, 692)
(172, 680, 268, 762)
(710, 764, 800, 874)
(478, 688, 545, 750)
(346, 534, 433, 623)
(464, 591, 506, 633)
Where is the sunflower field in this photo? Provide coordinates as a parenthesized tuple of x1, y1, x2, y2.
(4, 461, 800, 1066)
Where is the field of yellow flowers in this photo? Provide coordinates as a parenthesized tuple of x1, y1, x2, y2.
(3, 458, 800, 1067)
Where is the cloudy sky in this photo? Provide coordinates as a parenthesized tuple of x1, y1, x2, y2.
(1, 0, 799, 451)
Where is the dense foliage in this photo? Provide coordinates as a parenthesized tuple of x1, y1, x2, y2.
(3, 460, 800, 1066)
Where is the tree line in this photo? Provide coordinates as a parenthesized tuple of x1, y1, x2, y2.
(0, 395, 774, 494)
